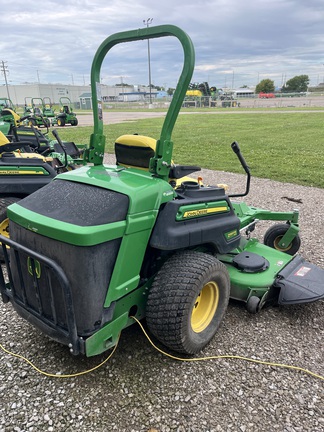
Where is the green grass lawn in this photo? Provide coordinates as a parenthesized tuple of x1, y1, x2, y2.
(55, 111, 324, 188)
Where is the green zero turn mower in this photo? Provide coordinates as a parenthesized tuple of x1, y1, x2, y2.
(42, 97, 56, 119)
(22, 97, 51, 128)
(0, 98, 16, 111)
(0, 105, 50, 148)
(0, 106, 85, 167)
(0, 25, 323, 358)
(51, 97, 78, 127)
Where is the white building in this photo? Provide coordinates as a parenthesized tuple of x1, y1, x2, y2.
(0, 83, 152, 107)
(233, 88, 255, 98)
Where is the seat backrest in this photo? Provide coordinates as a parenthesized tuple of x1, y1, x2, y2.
(115, 134, 156, 170)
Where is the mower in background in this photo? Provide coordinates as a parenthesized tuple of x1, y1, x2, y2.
(22, 97, 50, 128)
(42, 97, 56, 119)
(51, 97, 78, 127)
(0, 98, 16, 111)
(0, 106, 85, 165)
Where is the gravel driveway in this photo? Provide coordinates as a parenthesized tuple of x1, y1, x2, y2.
(0, 157, 323, 432)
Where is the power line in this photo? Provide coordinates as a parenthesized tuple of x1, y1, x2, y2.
(143, 18, 153, 105)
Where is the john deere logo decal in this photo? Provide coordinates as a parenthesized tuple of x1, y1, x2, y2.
(183, 206, 228, 218)
(225, 229, 239, 240)
(27, 257, 41, 278)
(176, 201, 230, 221)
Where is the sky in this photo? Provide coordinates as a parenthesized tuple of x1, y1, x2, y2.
(1, 0, 324, 91)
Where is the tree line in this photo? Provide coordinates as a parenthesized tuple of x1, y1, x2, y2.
(255, 75, 309, 94)
(115, 75, 310, 95)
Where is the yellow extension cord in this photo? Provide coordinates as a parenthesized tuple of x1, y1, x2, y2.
(0, 316, 323, 381)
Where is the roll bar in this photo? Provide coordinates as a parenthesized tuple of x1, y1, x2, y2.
(85, 24, 195, 179)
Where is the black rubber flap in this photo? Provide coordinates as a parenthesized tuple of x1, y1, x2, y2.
(276, 255, 324, 304)
(232, 251, 269, 273)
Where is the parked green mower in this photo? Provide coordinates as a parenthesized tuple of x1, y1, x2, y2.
(0, 25, 323, 358)
(22, 98, 51, 128)
(52, 97, 78, 127)
(0, 105, 48, 146)
(0, 107, 85, 165)
(0, 98, 16, 111)
(42, 97, 56, 118)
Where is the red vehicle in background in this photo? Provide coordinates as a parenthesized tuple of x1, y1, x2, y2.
(258, 92, 275, 98)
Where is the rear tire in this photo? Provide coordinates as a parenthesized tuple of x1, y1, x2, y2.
(57, 117, 65, 127)
(146, 251, 230, 354)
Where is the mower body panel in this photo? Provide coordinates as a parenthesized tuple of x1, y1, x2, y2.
(150, 183, 240, 253)
(0, 121, 11, 136)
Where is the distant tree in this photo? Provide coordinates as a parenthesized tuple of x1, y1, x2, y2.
(167, 87, 175, 96)
(281, 75, 309, 93)
(255, 79, 275, 94)
(240, 85, 249, 88)
(151, 85, 163, 91)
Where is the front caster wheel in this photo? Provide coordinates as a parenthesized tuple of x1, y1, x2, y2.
(246, 296, 261, 314)
(264, 223, 301, 255)
(146, 251, 230, 355)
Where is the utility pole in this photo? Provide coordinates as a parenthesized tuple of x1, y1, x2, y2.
(120, 76, 124, 101)
(143, 18, 153, 105)
(1, 60, 11, 100)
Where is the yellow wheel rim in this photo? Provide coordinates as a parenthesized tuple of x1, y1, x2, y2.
(57, 119, 61, 126)
(191, 281, 219, 333)
(274, 236, 291, 252)
(0, 217, 10, 238)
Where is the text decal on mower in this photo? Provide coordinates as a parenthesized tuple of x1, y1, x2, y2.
(224, 229, 239, 240)
(177, 201, 229, 220)
(0, 168, 46, 175)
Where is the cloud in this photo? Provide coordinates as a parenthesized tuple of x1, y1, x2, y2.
(1, 0, 324, 89)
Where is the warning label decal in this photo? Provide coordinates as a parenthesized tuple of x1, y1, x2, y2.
(294, 266, 311, 277)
